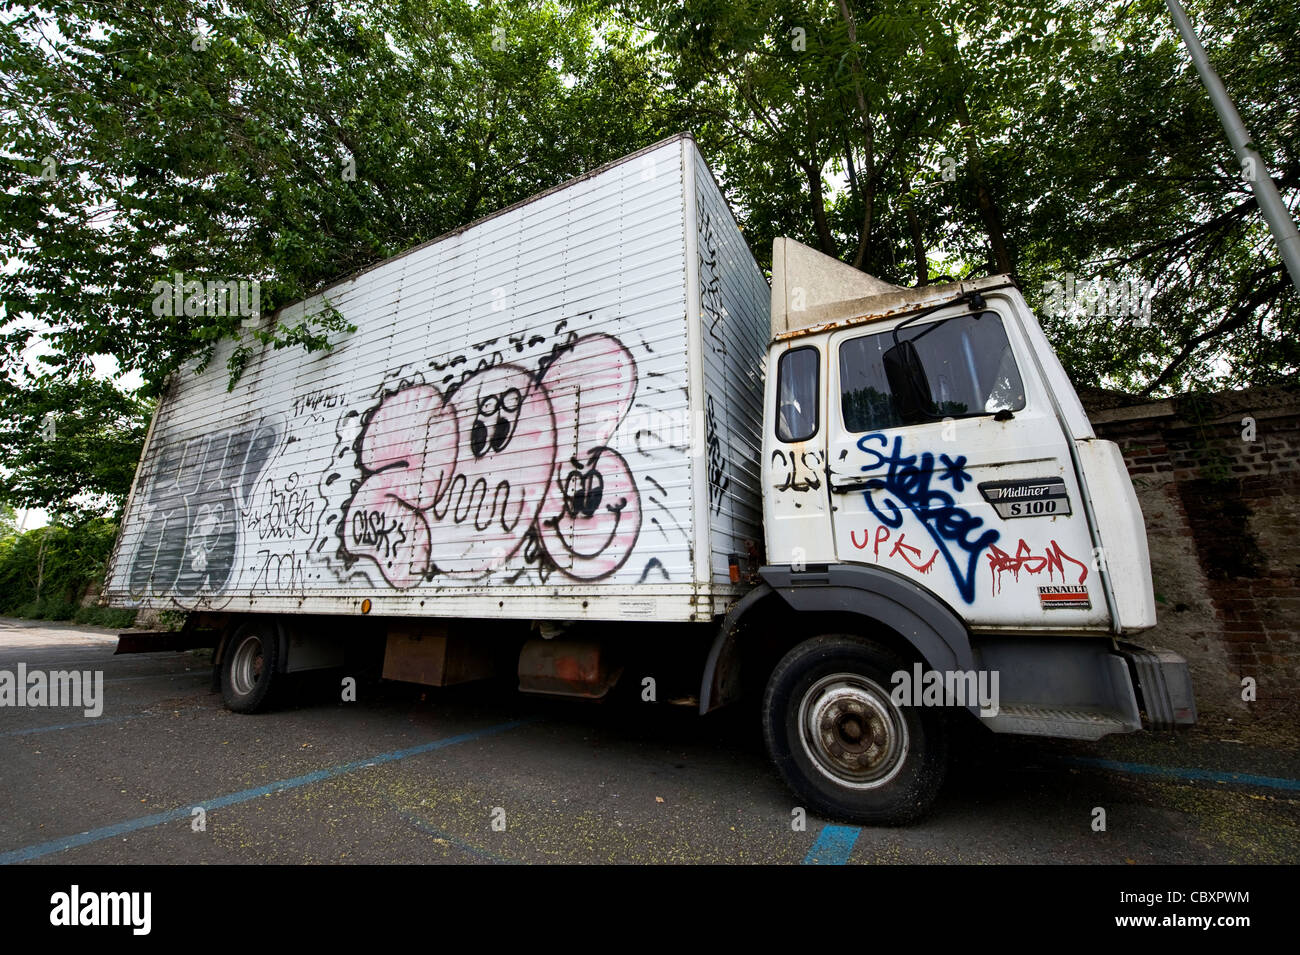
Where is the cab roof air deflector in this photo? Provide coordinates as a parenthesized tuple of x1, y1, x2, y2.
(769, 237, 1017, 343)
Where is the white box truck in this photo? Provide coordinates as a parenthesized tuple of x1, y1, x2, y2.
(106, 133, 1195, 823)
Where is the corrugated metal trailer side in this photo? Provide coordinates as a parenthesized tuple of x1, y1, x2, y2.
(685, 146, 771, 615)
(104, 135, 769, 624)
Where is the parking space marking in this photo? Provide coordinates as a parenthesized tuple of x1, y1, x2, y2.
(101, 672, 209, 686)
(0, 714, 140, 738)
(803, 824, 861, 865)
(0, 655, 120, 667)
(0, 717, 538, 865)
(1058, 756, 1300, 792)
(0, 705, 209, 739)
(396, 811, 514, 864)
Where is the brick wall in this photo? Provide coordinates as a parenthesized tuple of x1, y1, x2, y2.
(1083, 385, 1300, 736)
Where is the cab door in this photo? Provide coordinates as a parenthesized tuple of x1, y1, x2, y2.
(824, 297, 1106, 629)
(763, 341, 834, 569)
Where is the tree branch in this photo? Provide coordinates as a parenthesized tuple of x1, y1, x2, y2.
(1139, 268, 1287, 396)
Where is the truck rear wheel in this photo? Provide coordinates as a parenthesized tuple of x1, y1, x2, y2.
(762, 634, 947, 825)
(220, 621, 281, 713)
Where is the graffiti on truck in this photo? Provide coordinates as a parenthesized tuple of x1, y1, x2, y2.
(697, 199, 727, 358)
(855, 433, 999, 604)
(705, 395, 730, 515)
(986, 538, 1088, 596)
(771, 448, 823, 493)
(851, 524, 941, 575)
(127, 418, 281, 601)
(336, 332, 643, 586)
(244, 471, 315, 542)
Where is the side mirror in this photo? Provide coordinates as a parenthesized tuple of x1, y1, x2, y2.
(882, 339, 934, 422)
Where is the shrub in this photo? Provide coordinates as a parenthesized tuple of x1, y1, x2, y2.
(0, 517, 124, 619)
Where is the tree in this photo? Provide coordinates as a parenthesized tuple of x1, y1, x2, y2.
(1, 0, 677, 515)
(1007, 0, 1299, 395)
(614, 0, 1298, 393)
(0, 376, 150, 516)
(2, 0, 1296, 530)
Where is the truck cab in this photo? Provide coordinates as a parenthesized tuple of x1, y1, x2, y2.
(723, 238, 1196, 823)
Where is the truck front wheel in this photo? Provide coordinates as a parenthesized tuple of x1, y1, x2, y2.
(762, 634, 948, 825)
(220, 621, 281, 713)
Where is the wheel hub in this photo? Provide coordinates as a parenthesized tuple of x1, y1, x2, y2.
(798, 673, 909, 789)
(230, 634, 266, 697)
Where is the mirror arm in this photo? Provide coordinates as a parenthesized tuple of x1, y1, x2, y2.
(889, 290, 987, 348)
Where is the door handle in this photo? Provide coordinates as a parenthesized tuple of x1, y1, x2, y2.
(827, 474, 869, 495)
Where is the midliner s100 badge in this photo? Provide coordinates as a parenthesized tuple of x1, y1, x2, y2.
(978, 477, 1071, 519)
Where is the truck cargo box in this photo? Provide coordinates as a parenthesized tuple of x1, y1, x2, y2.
(105, 134, 770, 623)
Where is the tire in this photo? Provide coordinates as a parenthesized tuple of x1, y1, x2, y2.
(220, 621, 281, 713)
(762, 634, 948, 825)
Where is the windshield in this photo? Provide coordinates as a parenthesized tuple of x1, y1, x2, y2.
(839, 311, 1026, 432)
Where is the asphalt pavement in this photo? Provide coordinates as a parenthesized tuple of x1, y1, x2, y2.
(2, 617, 1297, 865)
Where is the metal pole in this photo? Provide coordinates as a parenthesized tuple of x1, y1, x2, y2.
(1166, 0, 1300, 294)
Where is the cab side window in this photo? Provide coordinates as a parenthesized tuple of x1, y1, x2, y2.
(775, 346, 819, 442)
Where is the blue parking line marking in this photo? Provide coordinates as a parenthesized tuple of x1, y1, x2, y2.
(803, 824, 861, 865)
(0, 717, 537, 865)
(397, 811, 515, 864)
(0, 715, 138, 738)
(1059, 756, 1300, 792)
(102, 672, 210, 685)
